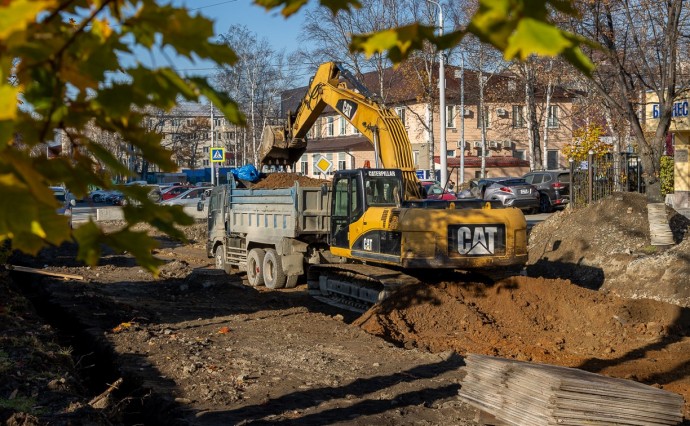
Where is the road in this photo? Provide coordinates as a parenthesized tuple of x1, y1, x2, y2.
(74, 202, 554, 226)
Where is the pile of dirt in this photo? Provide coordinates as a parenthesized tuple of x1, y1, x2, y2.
(356, 193, 690, 415)
(527, 192, 690, 306)
(250, 173, 329, 189)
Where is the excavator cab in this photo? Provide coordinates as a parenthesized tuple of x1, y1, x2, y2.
(330, 169, 403, 249)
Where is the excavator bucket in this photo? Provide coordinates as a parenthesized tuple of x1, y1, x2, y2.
(258, 125, 308, 167)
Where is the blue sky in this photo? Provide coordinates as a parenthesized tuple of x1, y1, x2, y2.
(154, 0, 308, 78)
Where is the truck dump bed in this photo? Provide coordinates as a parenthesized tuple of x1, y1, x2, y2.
(227, 181, 330, 243)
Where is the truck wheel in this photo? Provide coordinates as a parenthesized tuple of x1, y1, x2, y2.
(214, 245, 225, 270)
(263, 249, 287, 289)
(285, 275, 299, 289)
(247, 248, 266, 287)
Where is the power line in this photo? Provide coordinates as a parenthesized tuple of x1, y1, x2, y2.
(188, 0, 239, 12)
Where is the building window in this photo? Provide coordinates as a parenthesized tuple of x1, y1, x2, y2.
(446, 105, 456, 128)
(547, 150, 559, 169)
(512, 105, 525, 128)
(339, 117, 347, 136)
(300, 154, 309, 175)
(338, 152, 347, 171)
(547, 105, 559, 128)
(395, 107, 406, 126)
(313, 118, 322, 138)
(477, 107, 491, 128)
(203, 146, 209, 154)
(203, 159, 209, 166)
(326, 117, 334, 137)
(413, 150, 419, 168)
(446, 149, 456, 158)
(514, 150, 526, 160)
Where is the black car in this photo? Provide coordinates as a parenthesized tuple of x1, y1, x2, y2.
(522, 170, 570, 213)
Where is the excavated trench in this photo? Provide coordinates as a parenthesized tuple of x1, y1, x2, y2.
(11, 271, 185, 425)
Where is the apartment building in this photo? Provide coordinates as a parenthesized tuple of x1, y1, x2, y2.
(282, 64, 577, 183)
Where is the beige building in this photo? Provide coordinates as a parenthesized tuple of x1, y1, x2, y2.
(282, 65, 577, 184)
(646, 92, 690, 208)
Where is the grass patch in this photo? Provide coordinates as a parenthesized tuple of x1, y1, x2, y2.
(0, 396, 38, 413)
(0, 350, 11, 374)
(641, 245, 658, 255)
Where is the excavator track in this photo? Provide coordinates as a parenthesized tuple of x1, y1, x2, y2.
(307, 263, 420, 313)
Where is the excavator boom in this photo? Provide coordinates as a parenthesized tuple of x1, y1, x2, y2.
(259, 62, 422, 199)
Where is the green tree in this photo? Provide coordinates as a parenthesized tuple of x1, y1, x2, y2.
(1, 0, 593, 272)
(1, 0, 243, 272)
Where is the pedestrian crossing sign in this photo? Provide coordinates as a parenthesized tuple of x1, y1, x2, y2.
(210, 147, 225, 163)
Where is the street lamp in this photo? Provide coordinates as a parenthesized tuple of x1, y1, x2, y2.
(427, 0, 446, 186)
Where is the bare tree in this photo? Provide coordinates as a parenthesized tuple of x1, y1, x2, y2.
(569, 0, 690, 186)
(216, 25, 287, 166)
(175, 117, 210, 170)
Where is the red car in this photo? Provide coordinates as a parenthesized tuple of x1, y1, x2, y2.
(161, 185, 193, 201)
(421, 181, 457, 200)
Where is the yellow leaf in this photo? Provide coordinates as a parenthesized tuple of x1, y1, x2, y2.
(92, 18, 112, 42)
(0, 85, 20, 120)
(113, 322, 133, 333)
(30, 220, 46, 239)
(0, 0, 56, 39)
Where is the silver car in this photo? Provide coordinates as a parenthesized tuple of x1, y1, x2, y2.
(472, 177, 540, 213)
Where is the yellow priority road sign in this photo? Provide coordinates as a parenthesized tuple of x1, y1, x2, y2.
(314, 155, 332, 174)
(210, 147, 225, 163)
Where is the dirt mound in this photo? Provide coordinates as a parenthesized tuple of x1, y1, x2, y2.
(250, 173, 329, 189)
(356, 275, 690, 414)
(527, 192, 690, 306)
(356, 193, 690, 414)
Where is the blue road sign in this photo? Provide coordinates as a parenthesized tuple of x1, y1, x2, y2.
(210, 147, 225, 163)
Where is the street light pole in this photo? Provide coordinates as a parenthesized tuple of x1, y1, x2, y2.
(428, 0, 446, 186)
(211, 107, 215, 186)
(460, 54, 465, 184)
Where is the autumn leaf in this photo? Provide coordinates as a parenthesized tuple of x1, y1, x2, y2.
(113, 322, 133, 333)
(218, 327, 231, 334)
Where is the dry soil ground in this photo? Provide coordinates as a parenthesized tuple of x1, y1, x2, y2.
(2, 191, 690, 425)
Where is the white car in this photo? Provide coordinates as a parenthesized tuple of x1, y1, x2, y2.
(160, 187, 211, 206)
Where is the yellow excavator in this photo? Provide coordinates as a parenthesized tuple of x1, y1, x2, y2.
(258, 62, 527, 309)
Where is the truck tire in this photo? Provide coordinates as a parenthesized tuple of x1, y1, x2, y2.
(263, 249, 287, 289)
(214, 245, 225, 270)
(247, 248, 266, 287)
(285, 275, 299, 288)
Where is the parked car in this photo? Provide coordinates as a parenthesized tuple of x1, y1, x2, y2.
(522, 170, 570, 213)
(89, 188, 113, 203)
(160, 185, 193, 201)
(471, 177, 540, 213)
(420, 180, 456, 200)
(160, 187, 211, 206)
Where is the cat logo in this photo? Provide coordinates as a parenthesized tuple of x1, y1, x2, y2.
(336, 99, 358, 120)
(456, 226, 499, 255)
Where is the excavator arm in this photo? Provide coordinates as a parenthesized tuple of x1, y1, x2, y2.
(259, 62, 422, 199)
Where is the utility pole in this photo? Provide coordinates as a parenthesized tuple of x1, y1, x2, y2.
(460, 54, 465, 184)
(428, 0, 446, 185)
(211, 106, 215, 186)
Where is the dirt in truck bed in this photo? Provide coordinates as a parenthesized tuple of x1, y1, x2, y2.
(3, 192, 690, 424)
(249, 172, 329, 189)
